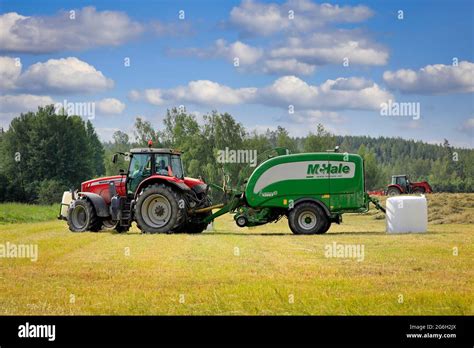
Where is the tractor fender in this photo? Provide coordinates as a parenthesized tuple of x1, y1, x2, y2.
(134, 177, 190, 199)
(291, 197, 331, 217)
(78, 192, 110, 217)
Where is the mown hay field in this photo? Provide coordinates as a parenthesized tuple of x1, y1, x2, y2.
(0, 193, 472, 315)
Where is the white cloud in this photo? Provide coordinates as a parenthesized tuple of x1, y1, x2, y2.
(0, 94, 55, 126)
(269, 31, 389, 66)
(171, 80, 257, 105)
(0, 94, 54, 113)
(151, 21, 193, 37)
(462, 118, 474, 129)
(95, 127, 125, 142)
(258, 76, 392, 110)
(230, 0, 286, 36)
(130, 75, 393, 112)
(0, 7, 143, 53)
(175, 1, 383, 76)
(177, 30, 387, 76)
(298, 110, 343, 123)
(132, 81, 257, 106)
(262, 59, 316, 75)
(129, 89, 164, 106)
(383, 61, 474, 94)
(459, 118, 474, 135)
(0, 56, 21, 90)
(215, 39, 263, 65)
(10, 57, 114, 94)
(96, 98, 126, 114)
(173, 39, 263, 66)
(229, 0, 373, 36)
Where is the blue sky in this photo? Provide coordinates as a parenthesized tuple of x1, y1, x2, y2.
(0, 0, 473, 147)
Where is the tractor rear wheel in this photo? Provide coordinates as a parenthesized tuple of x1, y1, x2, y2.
(387, 187, 401, 196)
(67, 199, 101, 232)
(288, 202, 329, 235)
(135, 184, 185, 233)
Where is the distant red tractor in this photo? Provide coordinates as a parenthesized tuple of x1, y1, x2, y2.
(386, 175, 433, 196)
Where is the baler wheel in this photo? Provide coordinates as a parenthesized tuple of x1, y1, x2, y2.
(288, 202, 329, 235)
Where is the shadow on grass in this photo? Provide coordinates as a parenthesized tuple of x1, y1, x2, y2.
(205, 231, 386, 236)
(95, 229, 388, 236)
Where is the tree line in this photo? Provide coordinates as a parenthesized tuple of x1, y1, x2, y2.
(1, 106, 472, 204)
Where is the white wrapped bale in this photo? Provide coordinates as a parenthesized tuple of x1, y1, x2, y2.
(386, 195, 427, 233)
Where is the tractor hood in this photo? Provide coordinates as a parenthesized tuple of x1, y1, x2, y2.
(80, 175, 127, 203)
(81, 175, 125, 191)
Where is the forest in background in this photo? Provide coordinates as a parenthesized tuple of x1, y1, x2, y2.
(1, 106, 472, 204)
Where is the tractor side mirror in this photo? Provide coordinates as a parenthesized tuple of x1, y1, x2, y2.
(112, 153, 118, 164)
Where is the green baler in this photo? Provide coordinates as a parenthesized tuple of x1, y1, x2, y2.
(204, 149, 384, 235)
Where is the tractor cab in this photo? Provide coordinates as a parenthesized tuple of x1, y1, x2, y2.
(126, 148, 184, 194)
(391, 175, 409, 192)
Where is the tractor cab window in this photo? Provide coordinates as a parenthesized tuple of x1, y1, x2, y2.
(395, 176, 407, 187)
(171, 155, 184, 178)
(155, 154, 171, 176)
(127, 154, 152, 194)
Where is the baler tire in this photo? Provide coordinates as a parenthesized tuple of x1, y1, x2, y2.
(321, 220, 332, 234)
(413, 187, 425, 194)
(135, 184, 184, 233)
(288, 202, 328, 235)
(67, 199, 101, 232)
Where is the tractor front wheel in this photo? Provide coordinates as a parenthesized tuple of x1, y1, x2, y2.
(288, 202, 329, 235)
(67, 199, 101, 232)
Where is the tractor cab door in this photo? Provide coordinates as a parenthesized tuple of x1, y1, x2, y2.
(127, 153, 152, 194)
(395, 176, 408, 193)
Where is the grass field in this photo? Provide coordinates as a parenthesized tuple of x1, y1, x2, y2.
(0, 203, 58, 224)
(0, 194, 472, 315)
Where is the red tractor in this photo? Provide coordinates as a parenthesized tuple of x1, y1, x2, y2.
(59, 145, 213, 234)
(386, 175, 433, 196)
